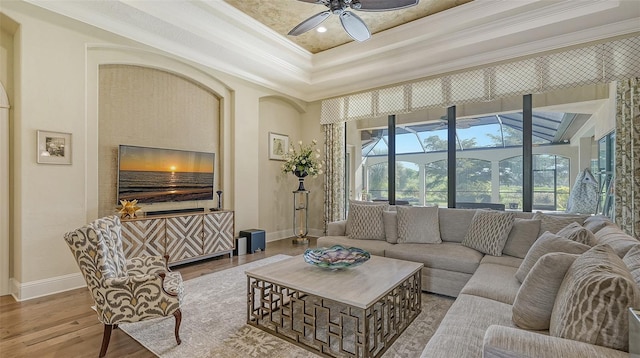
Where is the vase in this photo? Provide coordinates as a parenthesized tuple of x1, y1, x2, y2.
(294, 170, 308, 191)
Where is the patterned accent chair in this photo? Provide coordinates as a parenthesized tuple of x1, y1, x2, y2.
(64, 215, 184, 357)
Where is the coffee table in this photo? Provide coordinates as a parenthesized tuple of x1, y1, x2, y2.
(246, 255, 423, 358)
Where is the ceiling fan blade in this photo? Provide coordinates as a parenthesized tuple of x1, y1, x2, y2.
(356, 0, 419, 12)
(288, 10, 331, 36)
(340, 11, 370, 42)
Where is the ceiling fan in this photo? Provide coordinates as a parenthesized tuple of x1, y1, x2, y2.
(288, 0, 419, 42)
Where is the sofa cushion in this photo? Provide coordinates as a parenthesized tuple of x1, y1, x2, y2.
(438, 208, 477, 243)
(592, 226, 639, 257)
(316, 236, 392, 257)
(512, 252, 579, 330)
(532, 212, 588, 236)
(550, 244, 640, 351)
(623, 244, 640, 287)
(420, 294, 515, 358)
(515, 232, 590, 283)
(397, 206, 441, 244)
(502, 218, 541, 258)
(383, 211, 398, 244)
(460, 263, 520, 305)
(385, 242, 483, 274)
(556, 221, 596, 245)
(583, 215, 615, 233)
(346, 202, 388, 240)
(462, 210, 515, 256)
(483, 325, 630, 358)
(480, 255, 523, 268)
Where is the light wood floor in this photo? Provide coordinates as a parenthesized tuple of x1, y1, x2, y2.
(0, 238, 317, 358)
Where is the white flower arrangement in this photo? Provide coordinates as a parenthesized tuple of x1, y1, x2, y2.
(281, 139, 325, 178)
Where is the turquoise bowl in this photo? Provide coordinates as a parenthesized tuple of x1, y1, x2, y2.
(303, 245, 370, 269)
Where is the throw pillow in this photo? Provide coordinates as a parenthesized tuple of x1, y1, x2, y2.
(550, 244, 640, 351)
(593, 226, 639, 257)
(347, 202, 388, 240)
(461, 210, 515, 256)
(515, 232, 590, 283)
(396, 206, 441, 244)
(502, 218, 541, 258)
(532, 212, 587, 236)
(512, 252, 579, 330)
(556, 222, 596, 245)
(346, 200, 387, 236)
(583, 215, 613, 233)
(623, 244, 640, 287)
(383, 211, 399, 244)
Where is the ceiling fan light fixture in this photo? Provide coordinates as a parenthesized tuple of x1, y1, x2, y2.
(289, 0, 419, 41)
(317, 26, 327, 33)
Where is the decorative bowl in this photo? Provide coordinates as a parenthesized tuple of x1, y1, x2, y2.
(303, 245, 370, 269)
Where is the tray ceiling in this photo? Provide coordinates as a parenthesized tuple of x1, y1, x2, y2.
(223, 0, 472, 53)
(22, 0, 640, 102)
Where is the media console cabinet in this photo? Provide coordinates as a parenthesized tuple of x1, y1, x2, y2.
(120, 210, 235, 266)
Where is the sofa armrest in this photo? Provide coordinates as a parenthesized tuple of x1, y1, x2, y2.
(483, 325, 628, 358)
(327, 220, 347, 236)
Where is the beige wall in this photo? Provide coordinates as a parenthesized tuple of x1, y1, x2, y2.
(1, 2, 317, 300)
(258, 97, 303, 239)
(257, 97, 325, 240)
(98, 65, 220, 217)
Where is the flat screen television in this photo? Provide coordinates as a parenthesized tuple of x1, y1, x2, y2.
(117, 145, 215, 204)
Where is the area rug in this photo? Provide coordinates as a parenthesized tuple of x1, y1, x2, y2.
(121, 255, 454, 357)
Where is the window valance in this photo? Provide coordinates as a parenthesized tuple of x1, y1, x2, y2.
(321, 35, 640, 124)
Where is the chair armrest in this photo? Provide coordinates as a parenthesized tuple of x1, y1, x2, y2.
(483, 325, 628, 358)
(327, 220, 348, 236)
(105, 272, 182, 302)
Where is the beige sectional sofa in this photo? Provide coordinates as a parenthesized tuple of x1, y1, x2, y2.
(317, 205, 640, 357)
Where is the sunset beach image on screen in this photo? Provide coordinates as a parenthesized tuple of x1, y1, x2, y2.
(117, 145, 215, 204)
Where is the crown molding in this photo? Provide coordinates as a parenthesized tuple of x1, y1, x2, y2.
(24, 0, 640, 102)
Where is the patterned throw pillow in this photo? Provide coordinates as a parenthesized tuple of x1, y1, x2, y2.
(346, 200, 387, 235)
(550, 244, 640, 351)
(396, 206, 441, 244)
(347, 202, 388, 240)
(623, 244, 640, 287)
(502, 218, 541, 258)
(515, 232, 590, 283)
(532, 212, 588, 236)
(556, 222, 596, 245)
(461, 210, 515, 256)
(512, 252, 579, 330)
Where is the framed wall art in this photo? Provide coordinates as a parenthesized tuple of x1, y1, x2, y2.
(37, 130, 72, 165)
(269, 132, 288, 161)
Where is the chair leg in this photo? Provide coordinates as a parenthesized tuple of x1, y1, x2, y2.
(99, 324, 114, 358)
(173, 309, 182, 345)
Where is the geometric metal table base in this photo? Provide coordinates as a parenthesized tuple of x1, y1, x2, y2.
(247, 270, 421, 358)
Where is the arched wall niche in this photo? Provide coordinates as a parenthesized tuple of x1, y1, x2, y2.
(87, 45, 233, 219)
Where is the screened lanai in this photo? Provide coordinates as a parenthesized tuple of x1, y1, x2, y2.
(353, 110, 599, 212)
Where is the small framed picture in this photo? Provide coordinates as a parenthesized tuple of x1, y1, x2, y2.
(269, 132, 288, 161)
(37, 130, 72, 165)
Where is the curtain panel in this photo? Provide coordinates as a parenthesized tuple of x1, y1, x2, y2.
(323, 123, 345, 232)
(614, 77, 640, 239)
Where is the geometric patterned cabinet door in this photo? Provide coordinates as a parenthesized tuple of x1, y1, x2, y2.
(203, 211, 234, 254)
(120, 218, 166, 258)
(120, 211, 235, 266)
(165, 215, 204, 263)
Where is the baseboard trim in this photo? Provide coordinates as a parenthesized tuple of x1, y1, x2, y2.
(10, 273, 86, 301)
